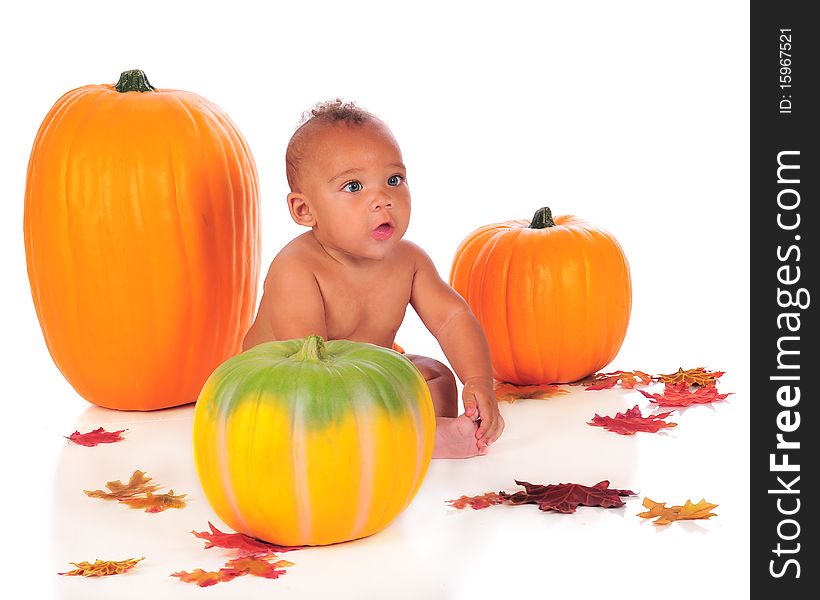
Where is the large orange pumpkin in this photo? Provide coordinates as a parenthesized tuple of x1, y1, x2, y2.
(449, 207, 631, 385)
(24, 70, 260, 410)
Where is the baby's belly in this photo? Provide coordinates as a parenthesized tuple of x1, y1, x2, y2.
(326, 320, 400, 349)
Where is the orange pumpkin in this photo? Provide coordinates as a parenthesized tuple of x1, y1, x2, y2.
(449, 207, 631, 385)
(24, 70, 260, 410)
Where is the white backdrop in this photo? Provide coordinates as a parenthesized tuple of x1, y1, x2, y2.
(1, 1, 749, 597)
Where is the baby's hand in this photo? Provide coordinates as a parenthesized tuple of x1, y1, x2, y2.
(462, 377, 505, 449)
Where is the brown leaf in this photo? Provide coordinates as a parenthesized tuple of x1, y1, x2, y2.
(66, 427, 127, 447)
(501, 480, 636, 513)
(494, 381, 568, 403)
(639, 383, 731, 407)
(84, 470, 159, 500)
(657, 367, 724, 387)
(580, 370, 654, 390)
(588, 405, 677, 435)
(59, 557, 144, 577)
(446, 492, 505, 510)
(119, 490, 187, 513)
(193, 522, 302, 554)
(637, 497, 718, 525)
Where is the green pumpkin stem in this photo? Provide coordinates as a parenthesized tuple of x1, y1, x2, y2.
(115, 69, 156, 93)
(295, 335, 329, 362)
(529, 207, 556, 229)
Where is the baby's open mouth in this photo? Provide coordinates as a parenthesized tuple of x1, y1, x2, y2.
(371, 222, 395, 241)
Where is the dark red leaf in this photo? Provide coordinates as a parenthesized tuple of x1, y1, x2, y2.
(500, 480, 636, 513)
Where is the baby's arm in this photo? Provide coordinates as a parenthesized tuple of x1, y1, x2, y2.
(242, 256, 327, 350)
(408, 244, 504, 446)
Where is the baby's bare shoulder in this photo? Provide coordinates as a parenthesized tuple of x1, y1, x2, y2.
(263, 234, 320, 286)
(395, 239, 435, 272)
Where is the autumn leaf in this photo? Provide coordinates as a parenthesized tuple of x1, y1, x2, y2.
(119, 490, 187, 513)
(588, 405, 677, 435)
(639, 383, 731, 407)
(501, 480, 636, 513)
(66, 427, 127, 447)
(172, 555, 293, 587)
(193, 522, 302, 555)
(84, 470, 159, 500)
(494, 381, 568, 403)
(225, 556, 293, 579)
(447, 481, 635, 514)
(637, 497, 718, 525)
(59, 557, 144, 577)
(446, 492, 505, 510)
(579, 370, 654, 390)
(171, 568, 241, 587)
(657, 367, 724, 387)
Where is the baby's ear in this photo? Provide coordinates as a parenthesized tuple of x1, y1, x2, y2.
(287, 192, 316, 227)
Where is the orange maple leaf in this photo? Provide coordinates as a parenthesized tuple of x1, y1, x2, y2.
(59, 557, 144, 577)
(579, 370, 654, 390)
(225, 556, 293, 579)
(171, 568, 241, 587)
(84, 470, 159, 500)
(493, 381, 568, 403)
(657, 367, 724, 387)
(637, 497, 718, 525)
(119, 490, 187, 513)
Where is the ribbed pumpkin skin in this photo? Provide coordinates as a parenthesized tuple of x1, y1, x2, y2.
(449, 213, 631, 385)
(193, 337, 436, 546)
(24, 77, 259, 410)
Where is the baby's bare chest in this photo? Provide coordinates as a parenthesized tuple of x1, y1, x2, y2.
(314, 268, 414, 344)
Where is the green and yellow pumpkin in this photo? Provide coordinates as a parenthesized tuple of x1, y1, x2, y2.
(193, 335, 436, 546)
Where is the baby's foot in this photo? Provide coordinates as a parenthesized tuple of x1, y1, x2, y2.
(432, 415, 487, 459)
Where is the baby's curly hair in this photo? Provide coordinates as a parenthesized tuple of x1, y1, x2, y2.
(285, 99, 378, 191)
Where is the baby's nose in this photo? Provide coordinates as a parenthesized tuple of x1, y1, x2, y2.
(370, 192, 393, 210)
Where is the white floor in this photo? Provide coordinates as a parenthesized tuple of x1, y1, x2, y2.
(42, 364, 748, 600)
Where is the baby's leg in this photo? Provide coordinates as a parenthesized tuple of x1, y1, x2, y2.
(405, 354, 485, 459)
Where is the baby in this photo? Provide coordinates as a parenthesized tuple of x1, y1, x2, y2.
(242, 100, 504, 458)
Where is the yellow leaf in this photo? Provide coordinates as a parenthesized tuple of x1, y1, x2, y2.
(638, 497, 718, 525)
(59, 557, 144, 577)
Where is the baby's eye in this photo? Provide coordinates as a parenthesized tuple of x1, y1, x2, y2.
(387, 174, 404, 186)
(343, 180, 362, 193)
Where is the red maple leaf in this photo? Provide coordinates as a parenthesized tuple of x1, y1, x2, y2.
(446, 492, 505, 510)
(639, 384, 731, 407)
(580, 370, 654, 390)
(66, 427, 127, 447)
(588, 405, 677, 435)
(192, 522, 302, 555)
(501, 480, 636, 513)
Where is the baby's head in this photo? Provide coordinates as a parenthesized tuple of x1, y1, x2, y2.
(285, 100, 410, 261)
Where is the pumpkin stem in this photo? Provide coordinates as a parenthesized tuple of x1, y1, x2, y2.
(115, 70, 157, 93)
(529, 207, 556, 229)
(294, 335, 329, 362)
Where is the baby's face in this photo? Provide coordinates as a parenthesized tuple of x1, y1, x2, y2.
(297, 121, 410, 261)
